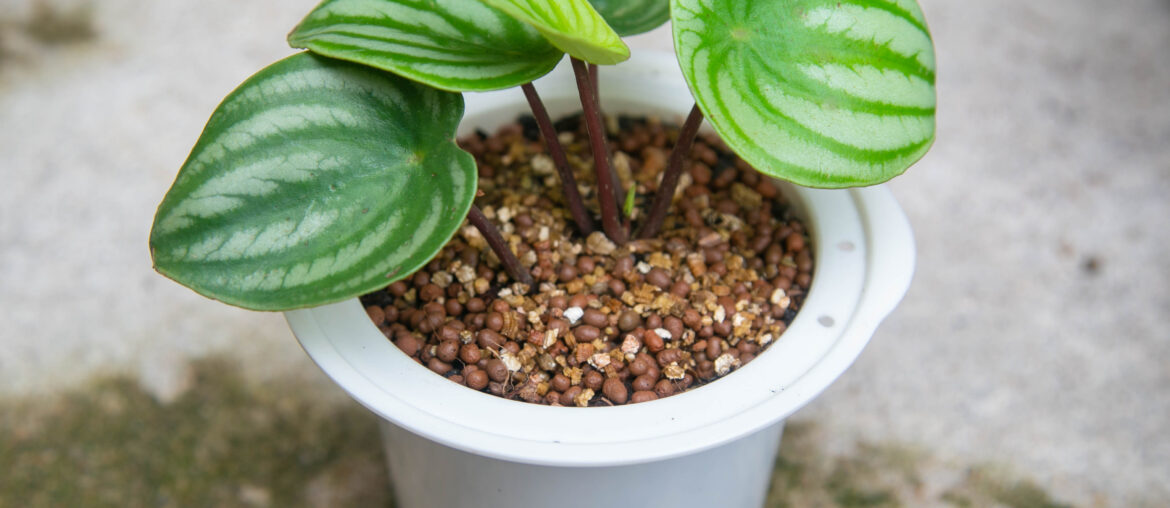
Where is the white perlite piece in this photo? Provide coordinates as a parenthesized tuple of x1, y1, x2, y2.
(732, 313, 749, 329)
(654, 328, 672, 340)
(770, 287, 787, 304)
(714, 353, 740, 376)
(663, 362, 686, 380)
(500, 351, 522, 372)
(585, 231, 616, 255)
(455, 264, 476, 284)
(497, 206, 513, 223)
(431, 271, 453, 289)
(636, 261, 653, 274)
(531, 153, 554, 175)
(771, 288, 791, 310)
(620, 334, 641, 355)
(564, 306, 584, 324)
(713, 306, 726, 323)
(588, 352, 611, 369)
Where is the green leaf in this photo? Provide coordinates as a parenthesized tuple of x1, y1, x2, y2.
(150, 53, 476, 311)
(672, 0, 936, 188)
(589, 0, 669, 36)
(484, 0, 630, 65)
(288, 0, 564, 92)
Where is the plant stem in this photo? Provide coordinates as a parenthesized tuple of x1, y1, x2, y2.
(589, 63, 599, 103)
(467, 204, 534, 288)
(521, 83, 594, 236)
(638, 103, 704, 239)
(589, 63, 626, 221)
(571, 57, 627, 245)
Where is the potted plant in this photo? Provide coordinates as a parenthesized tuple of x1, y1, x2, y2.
(150, 0, 934, 506)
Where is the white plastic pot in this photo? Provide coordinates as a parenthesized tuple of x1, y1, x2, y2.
(286, 51, 916, 508)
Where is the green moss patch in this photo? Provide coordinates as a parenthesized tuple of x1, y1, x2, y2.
(767, 422, 1073, 508)
(0, 357, 390, 508)
(22, 0, 98, 45)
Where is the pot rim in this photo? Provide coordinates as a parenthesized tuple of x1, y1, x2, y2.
(285, 51, 915, 467)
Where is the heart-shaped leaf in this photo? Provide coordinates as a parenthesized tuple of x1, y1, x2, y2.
(589, 0, 669, 36)
(150, 53, 476, 311)
(672, 0, 936, 187)
(289, 0, 564, 92)
(484, 0, 630, 65)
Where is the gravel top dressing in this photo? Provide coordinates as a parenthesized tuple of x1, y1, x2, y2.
(362, 113, 813, 406)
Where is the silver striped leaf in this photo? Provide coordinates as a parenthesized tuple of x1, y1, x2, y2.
(672, 0, 936, 187)
(484, 0, 630, 65)
(589, 0, 669, 36)
(289, 0, 564, 92)
(150, 53, 476, 311)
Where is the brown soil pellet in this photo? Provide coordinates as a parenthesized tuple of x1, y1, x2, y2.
(630, 391, 658, 404)
(437, 340, 459, 363)
(603, 377, 628, 404)
(427, 357, 453, 375)
(646, 268, 672, 290)
(362, 114, 812, 406)
(632, 374, 657, 392)
(654, 379, 676, 398)
(395, 334, 421, 357)
(582, 308, 607, 328)
(629, 356, 652, 377)
(486, 360, 509, 383)
(575, 325, 601, 342)
(466, 369, 489, 390)
(617, 310, 642, 331)
(459, 343, 482, 365)
(551, 373, 571, 393)
(477, 329, 504, 349)
(643, 329, 664, 352)
(664, 316, 685, 340)
(560, 386, 582, 406)
(584, 370, 604, 391)
(365, 305, 385, 324)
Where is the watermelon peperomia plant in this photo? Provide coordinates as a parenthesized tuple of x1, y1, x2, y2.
(150, 0, 936, 311)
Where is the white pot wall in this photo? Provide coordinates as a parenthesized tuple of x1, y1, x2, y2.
(286, 51, 915, 508)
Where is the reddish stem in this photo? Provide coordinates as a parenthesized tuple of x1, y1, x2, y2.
(521, 83, 594, 236)
(467, 204, 534, 288)
(572, 58, 627, 244)
(638, 104, 704, 239)
(589, 63, 600, 103)
(589, 63, 625, 219)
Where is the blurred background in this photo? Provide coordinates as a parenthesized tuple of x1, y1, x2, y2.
(1, 0, 1167, 506)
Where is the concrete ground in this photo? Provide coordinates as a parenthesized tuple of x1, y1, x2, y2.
(1, 0, 1167, 506)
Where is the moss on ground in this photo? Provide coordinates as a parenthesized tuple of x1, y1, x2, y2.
(767, 422, 1073, 508)
(22, 0, 98, 45)
(0, 0, 99, 74)
(0, 357, 1077, 507)
(0, 357, 390, 508)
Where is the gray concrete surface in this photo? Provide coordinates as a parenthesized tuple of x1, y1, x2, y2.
(1, 0, 1167, 505)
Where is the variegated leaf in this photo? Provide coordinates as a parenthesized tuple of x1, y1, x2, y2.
(484, 0, 630, 65)
(150, 53, 476, 311)
(672, 0, 936, 187)
(589, 0, 669, 36)
(289, 0, 564, 92)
